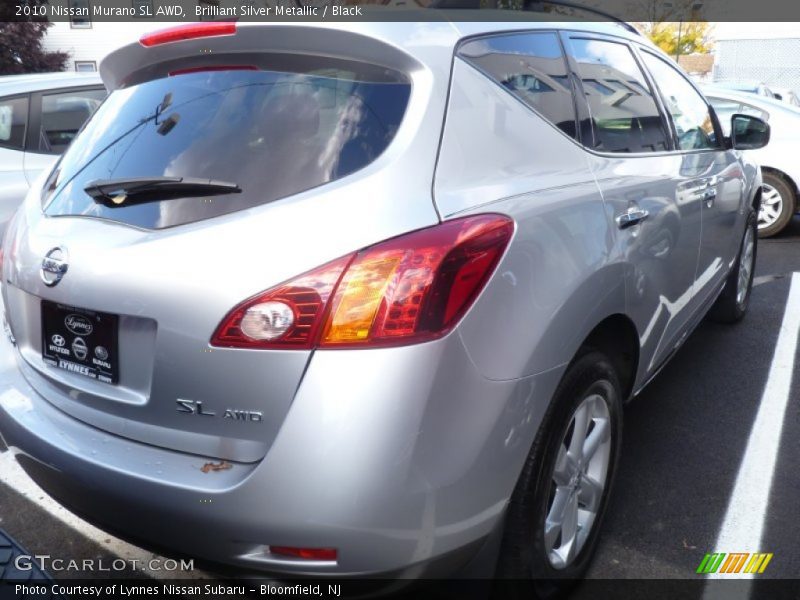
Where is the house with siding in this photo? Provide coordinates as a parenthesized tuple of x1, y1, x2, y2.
(42, 21, 159, 72)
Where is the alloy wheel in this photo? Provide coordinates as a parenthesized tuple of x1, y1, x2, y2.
(759, 183, 783, 230)
(544, 391, 612, 570)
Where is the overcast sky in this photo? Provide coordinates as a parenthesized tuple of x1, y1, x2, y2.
(713, 22, 800, 41)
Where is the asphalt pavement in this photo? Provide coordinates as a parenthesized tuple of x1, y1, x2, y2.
(585, 216, 800, 582)
(2, 217, 800, 590)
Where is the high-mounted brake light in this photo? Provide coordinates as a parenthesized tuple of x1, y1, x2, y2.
(140, 22, 237, 48)
(269, 546, 337, 561)
(168, 65, 258, 77)
(210, 215, 514, 350)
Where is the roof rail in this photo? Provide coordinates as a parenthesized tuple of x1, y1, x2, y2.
(524, 0, 641, 35)
(426, 0, 640, 36)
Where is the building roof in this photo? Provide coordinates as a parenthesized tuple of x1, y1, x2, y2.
(677, 54, 715, 74)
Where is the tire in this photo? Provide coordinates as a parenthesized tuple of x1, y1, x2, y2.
(758, 172, 795, 238)
(495, 351, 623, 599)
(709, 210, 757, 324)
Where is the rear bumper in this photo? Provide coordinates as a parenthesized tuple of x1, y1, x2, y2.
(0, 329, 564, 577)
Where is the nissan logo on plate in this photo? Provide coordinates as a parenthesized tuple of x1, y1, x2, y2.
(71, 337, 88, 360)
(64, 314, 93, 336)
(40, 247, 69, 286)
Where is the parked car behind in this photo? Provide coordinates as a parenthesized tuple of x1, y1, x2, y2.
(704, 85, 800, 236)
(0, 72, 106, 239)
(771, 87, 800, 108)
(0, 21, 767, 593)
(712, 79, 778, 99)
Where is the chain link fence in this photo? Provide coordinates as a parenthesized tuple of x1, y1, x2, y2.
(715, 38, 800, 92)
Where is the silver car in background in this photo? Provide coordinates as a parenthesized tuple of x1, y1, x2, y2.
(0, 21, 768, 591)
(704, 86, 800, 237)
(0, 72, 105, 239)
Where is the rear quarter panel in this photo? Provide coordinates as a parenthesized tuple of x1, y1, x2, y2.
(435, 58, 627, 382)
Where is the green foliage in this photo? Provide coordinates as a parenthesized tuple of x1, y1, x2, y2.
(638, 21, 713, 57)
(0, 1, 69, 75)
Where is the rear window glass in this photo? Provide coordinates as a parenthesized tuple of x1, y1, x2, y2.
(43, 61, 410, 229)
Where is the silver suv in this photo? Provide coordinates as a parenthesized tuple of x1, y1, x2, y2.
(0, 21, 768, 588)
(0, 72, 105, 239)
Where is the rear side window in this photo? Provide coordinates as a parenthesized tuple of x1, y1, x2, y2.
(459, 32, 578, 139)
(640, 52, 719, 151)
(43, 60, 410, 229)
(0, 96, 29, 151)
(568, 38, 670, 153)
(38, 88, 106, 154)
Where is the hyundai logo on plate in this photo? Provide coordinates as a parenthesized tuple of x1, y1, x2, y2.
(64, 314, 93, 336)
(40, 246, 68, 286)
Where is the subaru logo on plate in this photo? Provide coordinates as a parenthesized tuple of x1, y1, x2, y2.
(64, 314, 93, 336)
(41, 246, 68, 287)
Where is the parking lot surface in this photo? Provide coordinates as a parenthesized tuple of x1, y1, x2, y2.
(2, 219, 800, 588)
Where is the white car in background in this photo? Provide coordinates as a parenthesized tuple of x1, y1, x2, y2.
(712, 80, 778, 99)
(0, 72, 106, 239)
(772, 87, 800, 108)
(704, 86, 800, 237)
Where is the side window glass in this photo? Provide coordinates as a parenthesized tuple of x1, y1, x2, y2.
(641, 52, 720, 151)
(567, 38, 670, 153)
(0, 96, 29, 151)
(708, 97, 768, 137)
(39, 89, 107, 154)
(459, 32, 578, 139)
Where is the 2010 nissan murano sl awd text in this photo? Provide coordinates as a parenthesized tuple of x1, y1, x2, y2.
(0, 19, 769, 594)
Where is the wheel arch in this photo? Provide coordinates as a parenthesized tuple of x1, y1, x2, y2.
(752, 181, 762, 213)
(575, 314, 640, 402)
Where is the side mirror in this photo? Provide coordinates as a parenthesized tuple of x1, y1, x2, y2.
(731, 114, 770, 150)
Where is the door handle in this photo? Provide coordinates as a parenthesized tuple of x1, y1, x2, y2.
(703, 188, 717, 206)
(616, 207, 649, 229)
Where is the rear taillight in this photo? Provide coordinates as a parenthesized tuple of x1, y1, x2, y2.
(211, 215, 513, 350)
(140, 22, 237, 48)
(211, 256, 351, 350)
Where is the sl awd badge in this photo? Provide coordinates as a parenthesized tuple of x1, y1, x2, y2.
(176, 399, 263, 423)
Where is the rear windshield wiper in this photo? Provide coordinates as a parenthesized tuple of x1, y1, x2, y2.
(84, 176, 241, 207)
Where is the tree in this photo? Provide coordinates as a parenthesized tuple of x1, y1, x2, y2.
(636, 21, 713, 57)
(630, 0, 715, 57)
(0, 18, 69, 75)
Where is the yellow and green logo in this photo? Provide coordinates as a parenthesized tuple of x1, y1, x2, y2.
(697, 552, 773, 574)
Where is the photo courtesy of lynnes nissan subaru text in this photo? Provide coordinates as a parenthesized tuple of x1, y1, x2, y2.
(0, 19, 768, 593)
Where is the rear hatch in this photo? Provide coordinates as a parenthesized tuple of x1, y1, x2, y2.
(1, 24, 452, 462)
